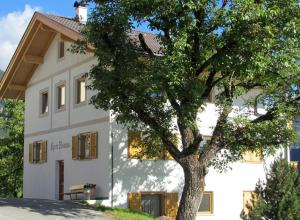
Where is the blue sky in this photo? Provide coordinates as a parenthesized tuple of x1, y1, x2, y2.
(0, 0, 76, 18)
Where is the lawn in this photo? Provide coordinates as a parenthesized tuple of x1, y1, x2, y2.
(92, 204, 156, 220)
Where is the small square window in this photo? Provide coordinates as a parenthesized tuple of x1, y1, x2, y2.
(198, 192, 213, 214)
(141, 194, 163, 217)
(41, 91, 49, 115)
(58, 41, 65, 59)
(57, 84, 66, 110)
(76, 76, 86, 104)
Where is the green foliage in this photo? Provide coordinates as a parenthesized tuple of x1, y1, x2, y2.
(0, 99, 24, 198)
(76, 0, 300, 165)
(242, 158, 300, 220)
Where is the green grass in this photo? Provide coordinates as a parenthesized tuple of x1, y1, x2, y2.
(92, 204, 156, 220)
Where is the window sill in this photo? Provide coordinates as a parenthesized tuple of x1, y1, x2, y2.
(55, 106, 66, 113)
(74, 101, 87, 108)
(57, 56, 65, 63)
(39, 112, 49, 118)
(197, 212, 214, 216)
(241, 161, 263, 164)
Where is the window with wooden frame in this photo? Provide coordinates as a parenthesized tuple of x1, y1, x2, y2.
(56, 83, 66, 110)
(128, 130, 178, 160)
(198, 191, 213, 215)
(29, 141, 47, 164)
(128, 192, 178, 218)
(75, 76, 86, 105)
(242, 191, 258, 217)
(58, 40, 65, 59)
(242, 150, 263, 163)
(40, 90, 49, 116)
(72, 132, 98, 160)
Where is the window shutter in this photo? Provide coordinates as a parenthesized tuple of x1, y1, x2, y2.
(166, 192, 179, 218)
(90, 132, 98, 159)
(40, 141, 47, 163)
(128, 192, 142, 211)
(128, 131, 143, 158)
(72, 135, 78, 160)
(29, 143, 33, 163)
(243, 191, 257, 217)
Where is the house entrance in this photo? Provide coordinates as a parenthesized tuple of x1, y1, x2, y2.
(58, 161, 64, 200)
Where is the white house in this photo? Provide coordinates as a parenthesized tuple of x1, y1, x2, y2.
(0, 5, 286, 220)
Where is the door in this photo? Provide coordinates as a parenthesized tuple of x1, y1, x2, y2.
(58, 161, 64, 200)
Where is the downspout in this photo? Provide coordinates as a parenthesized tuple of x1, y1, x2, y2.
(111, 131, 114, 207)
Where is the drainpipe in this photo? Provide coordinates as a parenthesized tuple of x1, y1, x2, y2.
(111, 131, 114, 207)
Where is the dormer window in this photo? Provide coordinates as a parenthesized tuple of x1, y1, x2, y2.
(58, 41, 65, 59)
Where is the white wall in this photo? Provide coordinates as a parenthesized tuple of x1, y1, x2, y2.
(23, 34, 111, 200)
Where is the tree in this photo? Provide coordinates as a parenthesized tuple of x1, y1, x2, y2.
(242, 158, 300, 220)
(0, 99, 24, 198)
(74, 0, 300, 219)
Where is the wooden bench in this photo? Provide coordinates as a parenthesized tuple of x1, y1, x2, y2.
(64, 183, 96, 200)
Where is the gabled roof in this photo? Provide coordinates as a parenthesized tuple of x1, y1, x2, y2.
(0, 12, 161, 100)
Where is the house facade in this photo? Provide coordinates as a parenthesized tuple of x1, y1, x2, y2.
(0, 8, 289, 220)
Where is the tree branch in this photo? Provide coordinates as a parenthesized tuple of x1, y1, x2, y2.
(196, 40, 235, 77)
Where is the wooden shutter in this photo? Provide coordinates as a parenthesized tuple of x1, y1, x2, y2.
(166, 192, 179, 218)
(40, 141, 47, 163)
(243, 191, 257, 217)
(128, 192, 142, 211)
(72, 135, 78, 160)
(29, 143, 33, 163)
(90, 132, 98, 159)
(128, 131, 143, 158)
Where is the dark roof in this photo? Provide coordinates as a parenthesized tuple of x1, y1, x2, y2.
(42, 13, 162, 55)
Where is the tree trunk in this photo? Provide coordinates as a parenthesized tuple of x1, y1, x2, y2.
(176, 156, 206, 220)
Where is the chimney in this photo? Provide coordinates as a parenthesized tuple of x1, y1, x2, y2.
(74, 1, 88, 24)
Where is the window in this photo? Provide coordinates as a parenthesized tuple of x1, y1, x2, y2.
(72, 132, 98, 160)
(198, 192, 213, 214)
(75, 76, 86, 104)
(57, 84, 66, 110)
(29, 141, 47, 164)
(141, 194, 163, 217)
(242, 191, 257, 217)
(58, 41, 65, 59)
(128, 130, 178, 160)
(40, 90, 49, 115)
(128, 192, 178, 218)
(242, 150, 262, 163)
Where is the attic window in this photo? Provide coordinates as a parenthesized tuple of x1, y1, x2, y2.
(58, 41, 65, 59)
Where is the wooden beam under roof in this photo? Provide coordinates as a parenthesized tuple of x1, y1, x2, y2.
(8, 84, 26, 91)
(23, 55, 44, 64)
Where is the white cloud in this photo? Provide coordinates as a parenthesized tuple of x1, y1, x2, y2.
(0, 5, 40, 71)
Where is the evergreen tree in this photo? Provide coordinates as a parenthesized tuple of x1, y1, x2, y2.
(243, 158, 300, 220)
